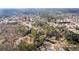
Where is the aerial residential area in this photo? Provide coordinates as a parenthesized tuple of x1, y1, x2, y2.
(0, 8, 79, 51)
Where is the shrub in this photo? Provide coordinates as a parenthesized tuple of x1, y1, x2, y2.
(35, 35, 45, 48)
(16, 26, 27, 33)
(65, 30, 79, 44)
(19, 41, 37, 51)
(31, 28, 37, 38)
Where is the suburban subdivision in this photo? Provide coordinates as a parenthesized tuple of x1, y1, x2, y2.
(0, 8, 79, 51)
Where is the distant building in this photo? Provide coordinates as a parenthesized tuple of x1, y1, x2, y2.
(7, 21, 18, 25)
